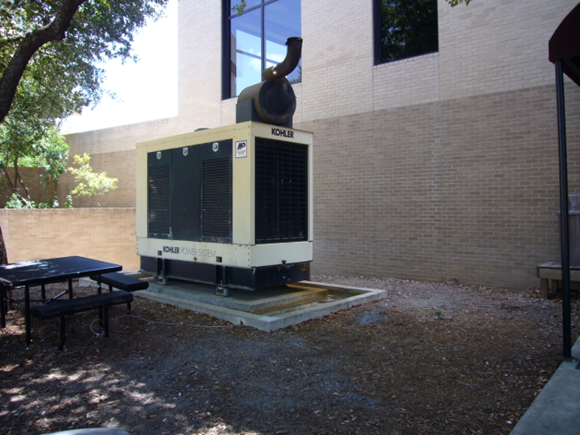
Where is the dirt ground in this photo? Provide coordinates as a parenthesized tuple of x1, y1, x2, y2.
(0, 275, 578, 435)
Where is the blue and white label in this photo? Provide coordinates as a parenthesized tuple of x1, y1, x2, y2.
(236, 140, 247, 158)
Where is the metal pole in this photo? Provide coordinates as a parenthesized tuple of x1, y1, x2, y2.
(556, 59, 572, 359)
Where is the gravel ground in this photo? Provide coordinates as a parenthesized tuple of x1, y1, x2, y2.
(0, 275, 578, 435)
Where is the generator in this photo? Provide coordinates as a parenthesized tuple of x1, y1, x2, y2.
(136, 121, 313, 290)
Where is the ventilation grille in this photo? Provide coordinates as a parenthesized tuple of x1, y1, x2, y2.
(255, 138, 308, 244)
(202, 157, 232, 242)
(148, 164, 171, 238)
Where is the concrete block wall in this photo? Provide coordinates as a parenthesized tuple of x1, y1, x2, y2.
(0, 208, 139, 270)
(60, 0, 580, 288)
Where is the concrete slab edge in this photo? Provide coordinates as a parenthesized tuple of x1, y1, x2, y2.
(510, 336, 580, 435)
(134, 283, 387, 332)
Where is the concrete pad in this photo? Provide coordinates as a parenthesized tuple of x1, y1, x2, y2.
(132, 279, 386, 332)
(510, 336, 580, 435)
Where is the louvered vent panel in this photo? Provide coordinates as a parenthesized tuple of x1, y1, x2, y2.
(148, 164, 171, 238)
(202, 157, 232, 242)
(255, 138, 308, 244)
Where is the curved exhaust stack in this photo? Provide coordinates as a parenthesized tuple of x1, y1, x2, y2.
(262, 37, 303, 80)
(236, 37, 303, 127)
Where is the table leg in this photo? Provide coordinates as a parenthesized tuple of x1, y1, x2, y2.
(540, 278, 549, 298)
(41, 285, 46, 301)
(25, 285, 31, 345)
(68, 278, 73, 299)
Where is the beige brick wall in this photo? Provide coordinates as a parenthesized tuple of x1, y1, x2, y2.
(0, 208, 139, 270)
(59, 0, 580, 289)
(301, 82, 580, 288)
(301, 0, 374, 121)
(437, 0, 566, 100)
(177, 0, 224, 129)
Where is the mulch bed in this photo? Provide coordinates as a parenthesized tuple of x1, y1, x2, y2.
(0, 276, 578, 434)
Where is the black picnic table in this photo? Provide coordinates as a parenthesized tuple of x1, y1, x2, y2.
(0, 256, 122, 345)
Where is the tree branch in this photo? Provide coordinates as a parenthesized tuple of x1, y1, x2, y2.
(0, 0, 88, 124)
(14, 159, 31, 202)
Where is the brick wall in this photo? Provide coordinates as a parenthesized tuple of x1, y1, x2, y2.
(301, 82, 580, 288)
(0, 208, 139, 270)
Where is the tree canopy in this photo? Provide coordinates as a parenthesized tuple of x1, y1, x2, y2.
(0, 0, 169, 126)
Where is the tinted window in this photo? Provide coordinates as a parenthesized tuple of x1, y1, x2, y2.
(375, 0, 438, 64)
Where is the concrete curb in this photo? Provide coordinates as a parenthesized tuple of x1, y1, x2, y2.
(510, 336, 580, 434)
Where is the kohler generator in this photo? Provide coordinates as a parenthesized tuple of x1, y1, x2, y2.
(136, 121, 313, 290)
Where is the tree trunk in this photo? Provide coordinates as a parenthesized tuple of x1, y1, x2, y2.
(0, 224, 12, 310)
(0, 224, 7, 265)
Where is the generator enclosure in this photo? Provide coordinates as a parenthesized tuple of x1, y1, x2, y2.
(136, 121, 314, 291)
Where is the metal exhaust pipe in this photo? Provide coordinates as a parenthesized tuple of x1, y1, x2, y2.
(236, 36, 302, 126)
(262, 37, 303, 80)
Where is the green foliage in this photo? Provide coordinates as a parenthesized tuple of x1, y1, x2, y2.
(4, 192, 57, 208)
(231, 0, 248, 16)
(64, 194, 73, 208)
(0, 122, 69, 207)
(68, 153, 117, 205)
(0, 0, 169, 125)
(4, 193, 34, 209)
(21, 127, 69, 201)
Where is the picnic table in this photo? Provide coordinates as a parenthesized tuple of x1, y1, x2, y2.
(0, 256, 122, 345)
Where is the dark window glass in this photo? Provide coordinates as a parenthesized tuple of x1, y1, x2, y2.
(226, 0, 301, 98)
(375, 0, 438, 64)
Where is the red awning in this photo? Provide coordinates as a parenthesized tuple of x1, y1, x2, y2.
(549, 2, 580, 86)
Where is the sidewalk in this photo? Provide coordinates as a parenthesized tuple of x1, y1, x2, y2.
(510, 336, 580, 434)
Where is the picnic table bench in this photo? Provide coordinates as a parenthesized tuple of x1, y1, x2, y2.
(30, 272, 149, 349)
(32, 291, 133, 349)
(90, 272, 150, 293)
